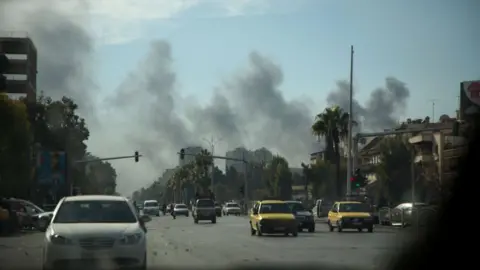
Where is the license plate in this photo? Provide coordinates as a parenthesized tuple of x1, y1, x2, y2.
(353, 222, 362, 226)
(275, 227, 285, 230)
(81, 250, 110, 259)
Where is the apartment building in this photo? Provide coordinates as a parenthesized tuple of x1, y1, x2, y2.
(225, 147, 273, 173)
(408, 115, 466, 183)
(0, 33, 37, 101)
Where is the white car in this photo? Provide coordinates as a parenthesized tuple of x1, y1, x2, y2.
(173, 204, 189, 217)
(222, 202, 241, 216)
(42, 195, 151, 270)
(143, 200, 160, 216)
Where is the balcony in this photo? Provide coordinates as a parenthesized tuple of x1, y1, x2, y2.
(5, 78, 35, 96)
(6, 58, 29, 74)
(0, 37, 37, 55)
(409, 133, 433, 144)
(443, 145, 466, 160)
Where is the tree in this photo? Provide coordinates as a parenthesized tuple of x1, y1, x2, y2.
(301, 163, 312, 200)
(264, 155, 292, 200)
(0, 94, 32, 198)
(302, 160, 333, 200)
(373, 136, 414, 206)
(83, 154, 117, 195)
(312, 106, 353, 198)
(25, 94, 91, 199)
(193, 149, 213, 190)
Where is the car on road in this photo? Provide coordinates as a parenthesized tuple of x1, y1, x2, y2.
(2, 198, 35, 230)
(214, 202, 222, 217)
(312, 199, 333, 218)
(223, 202, 241, 216)
(249, 200, 298, 237)
(173, 203, 189, 217)
(285, 200, 315, 233)
(192, 198, 216, 224)
(327, 201, 374, 232)
(143, 200, 160, 216)
(42, 195, 151, 270)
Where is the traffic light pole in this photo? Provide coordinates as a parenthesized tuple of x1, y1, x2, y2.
(74, 153, 142, 163)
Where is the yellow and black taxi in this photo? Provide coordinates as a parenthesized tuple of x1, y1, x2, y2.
(327, 201, 374, 232)
(249, 200, 298, 237)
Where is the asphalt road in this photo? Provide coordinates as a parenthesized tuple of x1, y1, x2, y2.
(0, 214, 412, 270)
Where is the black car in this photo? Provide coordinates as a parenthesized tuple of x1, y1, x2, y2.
(285, 201, 315, 232)
(193, 199, 216, 224)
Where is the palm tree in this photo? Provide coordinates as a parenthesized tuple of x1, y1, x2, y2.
(193, 149, 213, 190)
(264, 156, 292, 199)
(374, 136, 413, 206)
(301, 162, 313, 200)
(311, 106, 351, 198)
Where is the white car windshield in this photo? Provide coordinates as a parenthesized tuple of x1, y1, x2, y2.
(144, 202, 158, 207)
(226, 203, 239, 208)
(53, 200, 137, 223)
(175, 205, 187, 209)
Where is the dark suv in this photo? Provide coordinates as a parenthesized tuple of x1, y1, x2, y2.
(193, 199, 216, 224)
(285, 200, 315, 233)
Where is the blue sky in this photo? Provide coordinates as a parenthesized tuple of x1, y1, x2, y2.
(95, 0, 479, 121)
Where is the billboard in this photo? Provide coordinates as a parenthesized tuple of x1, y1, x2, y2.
(459, 80, 480, 120)
(37, 151, 67, 186)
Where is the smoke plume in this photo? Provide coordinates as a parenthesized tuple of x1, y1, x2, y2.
(0, 0, 97, 121)
(327, 78, 410, 131)
(1, 0, 410, 193)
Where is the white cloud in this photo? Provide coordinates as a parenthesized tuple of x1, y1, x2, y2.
(1, 0, 292, 45)
(219, 0, 270, 16)
(86, 0, 275, 44)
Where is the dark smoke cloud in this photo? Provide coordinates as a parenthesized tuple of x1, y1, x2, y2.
(1, 0, 411, 193)
(327, 77, 410, 131)
(0, 0, 97, 122)
(108, 41, 193, 171)
(107, 44, 316, 193)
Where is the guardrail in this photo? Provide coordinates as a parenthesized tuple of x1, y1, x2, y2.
(378, 206, 437, 228)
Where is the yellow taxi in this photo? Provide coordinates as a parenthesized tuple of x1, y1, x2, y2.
(327, 201, 374, 232)
(249, 200, 298, 237)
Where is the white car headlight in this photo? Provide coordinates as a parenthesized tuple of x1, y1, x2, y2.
(119, 233, 143, 245)
(48, 234, 74, 245)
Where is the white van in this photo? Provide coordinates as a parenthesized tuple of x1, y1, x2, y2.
(312, 199, 333, 218)
(143, 200, 160, 216)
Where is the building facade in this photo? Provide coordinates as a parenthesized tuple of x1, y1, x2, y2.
(0, 34, 37, 101)
(408, 117, 466, 184)
(225, 147, 274, 173)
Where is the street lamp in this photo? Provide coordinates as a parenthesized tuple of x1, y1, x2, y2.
(202, 136, 223, 191)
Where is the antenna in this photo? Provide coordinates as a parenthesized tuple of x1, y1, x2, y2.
(428, 99, 438, 122)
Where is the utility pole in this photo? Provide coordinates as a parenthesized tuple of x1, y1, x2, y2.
(243, 151, 248, 204)
(346, 45, 354, 198)
(202, 136, 222, 191)
(428, 99, 438, 122)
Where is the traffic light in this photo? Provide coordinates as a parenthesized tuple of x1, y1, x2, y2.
(0, 54, 9, 92)
(239, 185, 245, 195)
(179, 148, 185, 160)
(351, 168, 367, 188)
(134, 151, 139, 162)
